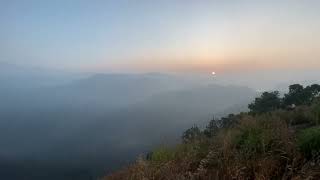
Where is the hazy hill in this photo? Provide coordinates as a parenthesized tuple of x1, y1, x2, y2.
(0, 62, 84, 89)
(0, 72, 256, 179)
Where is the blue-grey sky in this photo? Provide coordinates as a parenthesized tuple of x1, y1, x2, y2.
(1, 0, 320, 73)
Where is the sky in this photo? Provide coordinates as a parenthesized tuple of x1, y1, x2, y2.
(1, 0, 320, 73)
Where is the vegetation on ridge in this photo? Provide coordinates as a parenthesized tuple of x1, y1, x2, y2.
(104, 84, 320, 180)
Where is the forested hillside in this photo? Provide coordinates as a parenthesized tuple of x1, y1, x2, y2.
(105, 84, 320, 180)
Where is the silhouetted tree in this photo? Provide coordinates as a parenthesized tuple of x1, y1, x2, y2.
(182, 125, 201, 143)
(283, 84, 320, 106)
(220, 114, 238, 128)
(305, 84, 320, 103)
(203, 116, 219, 138)
(248, 91, 281, 114)
(283, 84, 305, 106)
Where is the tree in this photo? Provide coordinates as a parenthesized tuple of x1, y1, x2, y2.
(182, 125, 201, 143)
(283, 84, 320, 106)
(248, 91, 281, 114)
(283, 84, 305, 106)
(203, 116, 219, 138)
(305, 84, 320, 102)
(289, 84, 304, 94)
(220, 114, 238, 128)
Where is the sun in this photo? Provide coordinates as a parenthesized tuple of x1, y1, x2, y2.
(211, 71, 216, 75)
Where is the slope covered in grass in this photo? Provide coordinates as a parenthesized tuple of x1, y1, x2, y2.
(104, 84, 320, 180)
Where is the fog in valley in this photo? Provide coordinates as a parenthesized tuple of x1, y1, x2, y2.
(0, 62, 319, 179)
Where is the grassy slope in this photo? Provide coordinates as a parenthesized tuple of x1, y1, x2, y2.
(104, 99, 320, 180)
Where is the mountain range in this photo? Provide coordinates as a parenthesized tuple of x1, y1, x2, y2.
(0, 62, 256, 179)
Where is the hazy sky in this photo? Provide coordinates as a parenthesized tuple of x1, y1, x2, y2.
(1, 0, 320, 73)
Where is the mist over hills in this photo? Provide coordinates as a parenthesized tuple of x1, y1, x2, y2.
(0, 62, 86, 89)
(2, 63, 320, 179)
(0, 63, 258, 179)
(212, 69, 320, 92)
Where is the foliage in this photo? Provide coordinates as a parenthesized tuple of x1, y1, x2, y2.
(248, 91, 281, 114)
(297, 126, 320, 158)
(248, 84, 320, 114)
(288, 106, 314, 125)
(104, 84, 320, 180)
(149, 146, 176, 163)
(283, 84, 320, 106)
(203, 117, 219, 138)
(203, 114, 240, 138)
(220, 113, 239, 128)
(234, 125, 264, 155)
(182, 125, 201, 143)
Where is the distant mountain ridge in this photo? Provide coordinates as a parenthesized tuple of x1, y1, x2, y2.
(0, 62, 84, 89)
(0, 70, 256, 179)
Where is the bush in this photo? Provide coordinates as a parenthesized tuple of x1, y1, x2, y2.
(150, 146, 176, 163)
(232, 121, 274, 160)
(232, 116, 292, 159)
(182, 126, 201, 143)
(235, 127, 264, 155)
(291, 107, 314, 125)
(297, 126, 320, 158)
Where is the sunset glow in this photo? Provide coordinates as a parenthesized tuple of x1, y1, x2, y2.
(1, 1, 320, 73)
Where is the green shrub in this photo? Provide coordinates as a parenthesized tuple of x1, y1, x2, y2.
(232, 117, 283, 159)
(150, 146, 176, 163)
(235, 127, 265, 156)
(291, 108, 314, 125)
(182, 126, 201, 143)
(297, 126, 320, 158)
